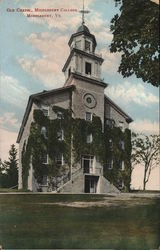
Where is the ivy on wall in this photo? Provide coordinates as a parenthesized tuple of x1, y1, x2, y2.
(21, 106, 132, 191)
(103, 125, 132, 191)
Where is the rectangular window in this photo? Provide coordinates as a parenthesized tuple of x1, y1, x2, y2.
(57, 111, 63, 119)
(41, 126, 47, 138)
(75, 40, 81, 49)
(107, 158, 113, 169)
(85, 62, 92, 75)
(109, 139, 113, 149)
(85, 112, 92, 121)
(41, 153, 48, 164)
(119, 140, 124, 150)
(85, 40, 91, 51)
(86, 134, 93, 143)
(42, 106, 49, 116)
(57, 129, 64, 141)
(106, 119, 115, 128)
(81, 155, 94, 173)
(56, 153, 63, 166)
(118, 160, 124, 170)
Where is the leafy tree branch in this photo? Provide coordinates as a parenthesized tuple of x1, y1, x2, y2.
(110, 0, 159, 87)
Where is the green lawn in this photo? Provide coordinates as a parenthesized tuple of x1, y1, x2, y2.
(0, 194, 160, 249)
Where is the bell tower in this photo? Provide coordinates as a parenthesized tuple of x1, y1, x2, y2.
(62, 2, 104, 85)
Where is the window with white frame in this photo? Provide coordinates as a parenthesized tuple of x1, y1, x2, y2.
(119, 121, 124, 131)
(56, 153, 63, 166)
(81, 155, 94, 173)
(119, 140, 124, 150)
(106, 118, 115, 128)
(86, 133, 93, 143)
(57, 129, 64, 141)
(107, 158, 113, 169)
(42, 105, 49, 116)
(57, 111, 63, 119)
(41, 126, 47, 138)
(85, 112, 92, 121)
(118, 160, 124, 170)
(109, 139, 113, 149)
(41, 153, 48, 164)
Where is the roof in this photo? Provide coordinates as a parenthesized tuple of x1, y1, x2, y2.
(77, 24, 90, 33)
(105, 95, 133, 123)
(16, 85, 74, 143)
(68, 72, 108, 88)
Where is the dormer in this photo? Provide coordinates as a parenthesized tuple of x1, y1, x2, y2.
(62, 23, 104, 84)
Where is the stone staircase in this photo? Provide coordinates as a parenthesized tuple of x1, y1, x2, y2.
(57, 167, 120, 194)
(58, 167, 84, 193)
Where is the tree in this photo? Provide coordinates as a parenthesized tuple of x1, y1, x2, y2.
(2, 144, 18, 188)
(110, 0, 159, 87)
(132, 134, 160, 190)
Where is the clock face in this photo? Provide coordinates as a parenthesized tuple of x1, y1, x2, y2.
(83, 93, 97, 108)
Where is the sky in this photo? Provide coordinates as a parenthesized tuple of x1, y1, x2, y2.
(0, 0, 159, 190)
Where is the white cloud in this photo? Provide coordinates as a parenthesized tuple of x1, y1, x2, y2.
(17, 0, 116, 86)
(22, 0, 93, 30)
(0, 128, 18, 161)
(18, 32, 70, 88)
(106, 81, 159, 106)
(0, 113, 20, 129)
(101, 48, 121, 74)
(130, 119, 159, 135)
(0, 73, 30, 108)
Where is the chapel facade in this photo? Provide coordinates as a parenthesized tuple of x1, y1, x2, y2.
(17, 22, 133, 193)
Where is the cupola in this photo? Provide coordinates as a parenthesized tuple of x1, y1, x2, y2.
(62, 5, 104, 85)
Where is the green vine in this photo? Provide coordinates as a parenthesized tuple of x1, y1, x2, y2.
(21, 107, 132, 191)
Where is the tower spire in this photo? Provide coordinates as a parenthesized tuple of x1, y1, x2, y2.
(79, 0, 90, 25)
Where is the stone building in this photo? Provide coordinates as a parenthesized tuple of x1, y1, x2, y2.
(17, 22, 133, 193)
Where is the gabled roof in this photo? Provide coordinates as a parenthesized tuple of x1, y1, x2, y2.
(16, 85, 74, 143)
(105, 95, 133, 123)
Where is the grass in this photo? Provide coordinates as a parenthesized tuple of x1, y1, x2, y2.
(0, 194, 160, 249)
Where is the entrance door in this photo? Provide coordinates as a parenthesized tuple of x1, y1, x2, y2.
(85, 176, 98, 193)
(90, 179, 96, 193)
(85, 178, 90, 193)
(81, 155, 94, 173)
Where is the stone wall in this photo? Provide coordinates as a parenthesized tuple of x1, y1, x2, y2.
(72, 78, 105, 126)
(104, 101, 129, 130)
(18, 90, 71, 191)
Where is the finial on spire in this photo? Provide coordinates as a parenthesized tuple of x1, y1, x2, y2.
(79, 0, 90, 25)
